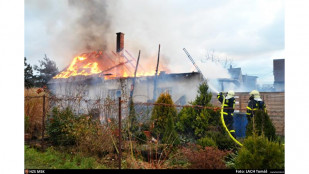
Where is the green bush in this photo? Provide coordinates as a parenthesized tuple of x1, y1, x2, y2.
(225, 152, 237, 169)
(246, 110, 276, 140)
(46, 107, 114, 156)
(235, 136, 284, 169)
(151, 93, 179, 145)
(191, 81, 212, 107)
(46, 107, 77, 146)
(176, 82, 220, 141)
(176, 107, 213, 140)
(175, 81, 241, 151)
(197, 137, 216, 147)
(205, 131, 238, 151)
(128, 99, 138, 133)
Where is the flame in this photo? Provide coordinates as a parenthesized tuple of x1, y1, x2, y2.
(78, 56, 86, 61)
(53, 51, 168, 80)
(123, 72, 129, 77)
(136, 71, 155, 77)
(53, 55, 103, 79)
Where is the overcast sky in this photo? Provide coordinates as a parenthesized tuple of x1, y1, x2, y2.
(25, 0, 284, 84)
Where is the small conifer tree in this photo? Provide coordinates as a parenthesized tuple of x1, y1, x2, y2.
(176, 81, 216, 140)
(151, 93, 179, 145)
(246, 110, 276, 140)
(128, 98, 138, 133)
(192, 81, 212, 107)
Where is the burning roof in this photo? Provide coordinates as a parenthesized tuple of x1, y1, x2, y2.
(51, 32, 171, 83)
(54, 50, 127, 79)
(52, 50, 157, 81)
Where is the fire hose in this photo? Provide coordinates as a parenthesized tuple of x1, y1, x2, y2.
(221, 96, 243, 146)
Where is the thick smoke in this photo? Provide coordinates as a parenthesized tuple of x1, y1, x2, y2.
(66, 0, 112, 51)
(26, 0, 231, 75)
(25, 0, 119, 69)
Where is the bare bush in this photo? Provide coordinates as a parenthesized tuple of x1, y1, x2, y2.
(181, 144, 230, 169)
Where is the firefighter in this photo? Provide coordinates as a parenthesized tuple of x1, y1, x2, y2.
(246, 90, 267, 121)
(245, 90, 276, 139)
(217, 90, 236, 138)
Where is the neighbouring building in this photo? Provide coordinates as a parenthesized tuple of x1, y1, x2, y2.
(218, 65, 258, 92)
(273, 59, 285, 92)
(242, 74, 258, 91)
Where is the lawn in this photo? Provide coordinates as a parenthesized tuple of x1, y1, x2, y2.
(24, 146, 108, 169)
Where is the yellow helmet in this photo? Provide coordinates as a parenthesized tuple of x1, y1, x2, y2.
(249, 90, 260, 99)
(226, 90, 235, 99)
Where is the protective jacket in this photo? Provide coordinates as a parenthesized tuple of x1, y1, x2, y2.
(246, 98, 267, 120)
(217, 93, 236, 137)
(245, 97, 275, 139)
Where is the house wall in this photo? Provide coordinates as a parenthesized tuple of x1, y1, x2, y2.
(48, 73, 204, 121)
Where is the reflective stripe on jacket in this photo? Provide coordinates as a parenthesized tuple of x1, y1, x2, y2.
(217, 93, 235, 115)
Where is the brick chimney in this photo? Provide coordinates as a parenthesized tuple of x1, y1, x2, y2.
(116, 32, 124, 53)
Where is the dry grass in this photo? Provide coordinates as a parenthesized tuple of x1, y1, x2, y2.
(125, 156, 168, 169)
(24, 88, 49, 138)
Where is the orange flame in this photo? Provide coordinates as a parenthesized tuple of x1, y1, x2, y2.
(53, 55, 103, 78)
(53, 51, 167, 79)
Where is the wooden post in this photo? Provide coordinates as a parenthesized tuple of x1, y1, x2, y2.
(153, 44, 160, 101)
(118, 97, 122, 169)
(41, 95, 46, 149)
(129, 50, 141, 100)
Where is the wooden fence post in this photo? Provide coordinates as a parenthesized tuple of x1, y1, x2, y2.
(41, 94, 46, 149)
(118, 97, 122, 169)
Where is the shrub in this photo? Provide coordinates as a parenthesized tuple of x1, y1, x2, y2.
(205, 131, 238, 151)
(197, 137, 217, 147)
(234, 136, 284, 169)
(176, 82, 221, 141)
(151, 93, 179, 145)
(75, 121, 114, 157)
(246, 110, 276, 140)
(224, 152, 237, 169)
(182, 144, 230, 169)
(176, 107, 213, 140)
(128, 99, 139, 133)
(46, 107, 77, 146)
(46, 107, 114, 156)
(191, 81, 212, 107)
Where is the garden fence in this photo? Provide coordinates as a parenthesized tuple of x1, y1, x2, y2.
(24, 93, 284, 168)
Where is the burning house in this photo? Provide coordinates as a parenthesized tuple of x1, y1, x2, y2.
(48, 33, 204, 119)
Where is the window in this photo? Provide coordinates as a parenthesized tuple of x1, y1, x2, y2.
(108, 89, 121, 100)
